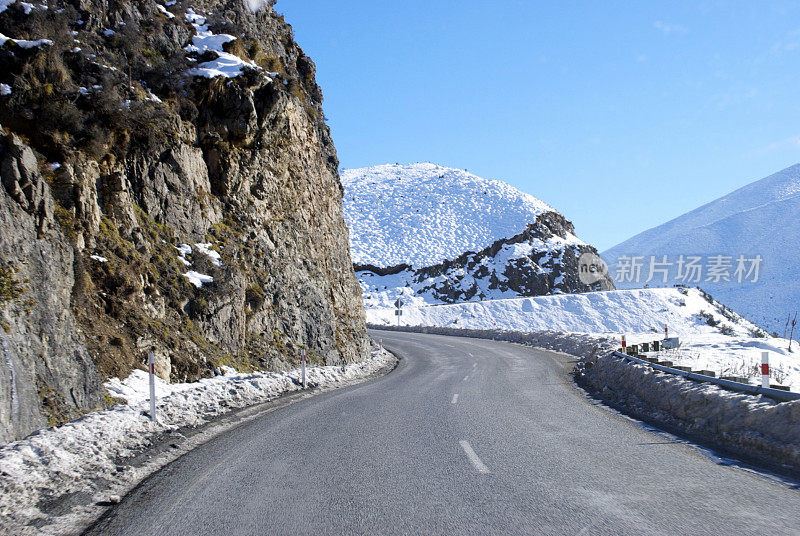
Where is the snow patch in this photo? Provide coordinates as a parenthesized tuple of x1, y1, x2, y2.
(0, 83, 10, 96)
(183, 270, 213, 288)
(194, 242, 222, 266)
(184, 8, 261, 79)
(155, 3, 175, 19)
(0, 32, 53, 48)
(245, 0, 268, 12)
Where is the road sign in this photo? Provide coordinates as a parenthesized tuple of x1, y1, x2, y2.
(394, 298, 404, 308)
(394, 310, 403, 316)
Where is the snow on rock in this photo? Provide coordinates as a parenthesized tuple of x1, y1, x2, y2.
(0, 83, 10, 95)
(155, 3, 175, 19)
(0, 0, 15, 14)
(603, 163, 800, 333)
(184, 8, 261, 79)
(245, 0, 269, 12)
(183, 270, 213, 288)
(0, 349, 393, 534)
(0, 32, 53, 48)
(89, 255, 108, 263)
(175, 244, 192, 266)
(175, 243, 221, 269)
(341, 163, 557, 267)
(195, 242, 222, 266)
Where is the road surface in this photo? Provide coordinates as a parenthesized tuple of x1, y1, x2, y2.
(85, 330, 800, 535)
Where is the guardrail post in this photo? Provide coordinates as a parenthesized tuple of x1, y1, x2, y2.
(761, 352, 769, 389)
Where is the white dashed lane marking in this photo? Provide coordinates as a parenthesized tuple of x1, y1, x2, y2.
(459, 440, 490, 474)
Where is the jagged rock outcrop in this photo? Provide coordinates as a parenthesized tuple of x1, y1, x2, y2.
(358, 211, 615, 308)
(0, 0, 369, 443)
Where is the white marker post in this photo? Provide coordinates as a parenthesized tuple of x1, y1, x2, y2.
(664, 324, 668, 339)
(394, 298, 404, 327)
(301, 348, 307, 389)
(761, 352, 770, 388)
(148, 352, 156, 423)
(621, 335, 627, 353)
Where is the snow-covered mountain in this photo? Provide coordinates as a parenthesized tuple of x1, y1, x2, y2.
(603, 164, 800, 333)
(342, 163, 555, 267)
(342, 163, 614, 307)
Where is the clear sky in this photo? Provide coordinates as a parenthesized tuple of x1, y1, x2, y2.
(276, 1, 800, 251)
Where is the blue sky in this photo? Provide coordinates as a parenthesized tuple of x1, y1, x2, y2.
(277, 1, 800, 251)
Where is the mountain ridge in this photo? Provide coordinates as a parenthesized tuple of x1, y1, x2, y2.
(603, 163, 800, 332)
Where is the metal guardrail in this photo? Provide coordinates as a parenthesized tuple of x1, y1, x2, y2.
(611, 351, 800, 403)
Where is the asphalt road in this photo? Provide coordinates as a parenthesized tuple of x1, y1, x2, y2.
(85, 330, 800, 535)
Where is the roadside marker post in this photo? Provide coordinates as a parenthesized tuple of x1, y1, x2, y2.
(761, 352, 770, 388)
(148, 352, 156, 423)
(301, 348, 307, 389)
(394, 298, 404, 327)
(664, 324, 668, 339)
(622, 335, 627, 352)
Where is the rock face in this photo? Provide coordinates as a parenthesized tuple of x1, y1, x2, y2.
(0, 0, 369, 443)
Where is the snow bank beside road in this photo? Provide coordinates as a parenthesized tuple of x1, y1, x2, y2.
(575, 354, 800, 472)
(0, 349, 394, 535)
(371, 324, 615, 360)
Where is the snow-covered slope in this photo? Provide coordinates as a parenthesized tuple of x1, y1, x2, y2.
(341, 163, 558, 267)
(602, 164, 800, 333)
(366, 288, 799, 390)
(366, 288, 762, 338)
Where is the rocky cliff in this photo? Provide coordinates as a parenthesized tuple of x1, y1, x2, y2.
(0, 0, 370, 443)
